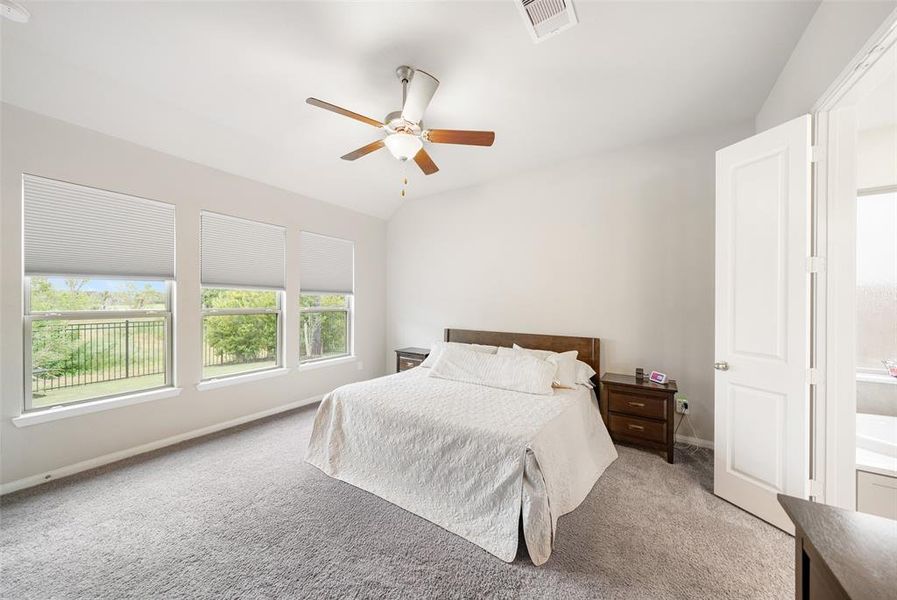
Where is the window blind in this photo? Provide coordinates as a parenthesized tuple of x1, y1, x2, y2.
(23, 175, 176, 279)
(299, 232, 354, 294)
(201, 211, 285, 289)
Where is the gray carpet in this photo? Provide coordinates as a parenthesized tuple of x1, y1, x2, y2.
(0, 404, 792, 599)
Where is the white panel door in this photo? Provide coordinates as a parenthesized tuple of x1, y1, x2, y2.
(714, 115, 812, 533)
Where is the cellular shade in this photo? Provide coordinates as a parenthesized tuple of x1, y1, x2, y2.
(23, 174, 175, 279)
(201, 211, 285, 289)
(299, 232, 354, 294)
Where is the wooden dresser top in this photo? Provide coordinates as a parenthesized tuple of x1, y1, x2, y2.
(395, 347, 430, 356)
(600, 372, 678, 393)
(779, 494, 897, 600)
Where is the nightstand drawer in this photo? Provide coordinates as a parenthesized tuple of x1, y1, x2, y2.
(607, 389, 667, 420)
(608, 414, 666, 444)
(395, 347, 430, 373)
(398, 357, 422, 371)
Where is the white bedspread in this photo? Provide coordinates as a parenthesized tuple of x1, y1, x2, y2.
(305, 368, 617, 564)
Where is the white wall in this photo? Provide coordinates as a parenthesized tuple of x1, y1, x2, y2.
(756, 0, 896, 131)
(386, 121, 754, 444)
(858, 125, 897, 189)
(0, 104, 388, 487)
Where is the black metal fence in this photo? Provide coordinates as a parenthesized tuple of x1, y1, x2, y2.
(32, 319, 275, 393)
(32, 319, 167, 394)
(202, 344, 275, 371)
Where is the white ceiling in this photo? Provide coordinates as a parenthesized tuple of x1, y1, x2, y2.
(1, 1, 819, 219)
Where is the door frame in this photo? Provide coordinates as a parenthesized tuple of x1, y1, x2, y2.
(811, 10, 897, 510)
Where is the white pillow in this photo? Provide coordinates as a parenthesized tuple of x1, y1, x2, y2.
(547, 352, 579, 389)
(506, 344, 579, 389)
(576, 360, 597, 387)
(511, 344, 553, 360)
(428, 345, 554, 395)
(419, 341, 498, 368)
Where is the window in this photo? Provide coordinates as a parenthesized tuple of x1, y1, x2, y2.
(26, 278, 172, 409)
(201, 288, 280, 378)
(299, 232, 354, 364)
(200, 211, 285, 380)
(300, 294, 351, 362)
(23, 175, 175, 410)
(856, 189, 897, 376)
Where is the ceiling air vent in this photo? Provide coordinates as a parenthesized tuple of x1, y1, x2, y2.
(517, 0, 578, 43)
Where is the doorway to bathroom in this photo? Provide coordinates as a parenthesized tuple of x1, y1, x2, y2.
(814, 15, 897, 517)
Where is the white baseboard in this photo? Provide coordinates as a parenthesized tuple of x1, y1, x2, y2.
(675, 433, 714, 449)
(0, 394, 323, 496)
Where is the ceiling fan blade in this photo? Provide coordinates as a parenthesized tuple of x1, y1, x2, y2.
(401, 69, 439, 125)
(413, 148, 439, 175)
(424, 129, 495, 147)
(341, 139, 385, 161)
(306, 97, 383, 128)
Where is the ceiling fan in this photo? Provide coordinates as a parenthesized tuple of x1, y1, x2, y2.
(306, 66, 495, 176)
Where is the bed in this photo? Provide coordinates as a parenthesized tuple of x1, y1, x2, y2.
(305, 329, 618, 564)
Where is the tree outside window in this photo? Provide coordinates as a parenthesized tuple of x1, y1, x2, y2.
(300, 294, 350, 363)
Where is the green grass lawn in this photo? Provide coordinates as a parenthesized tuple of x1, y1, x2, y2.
(202, 359, 277, 379)
(31, 373, 166, 408)
(30, 359, 277, 409)
(300, 351, 350, 363)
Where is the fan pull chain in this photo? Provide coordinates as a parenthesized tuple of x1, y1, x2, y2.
(400, 163, 409, 197)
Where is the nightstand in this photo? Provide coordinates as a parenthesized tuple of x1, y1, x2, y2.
(600, 373, 677, 463)
(395, 347, 430, 372)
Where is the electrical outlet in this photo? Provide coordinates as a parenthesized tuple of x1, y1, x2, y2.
(676, 396, 689, 414)
(356, 360, 364, 371)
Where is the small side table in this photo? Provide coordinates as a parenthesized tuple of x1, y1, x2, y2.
(600, 373, 677, 463)
(395, 347, 430, 372)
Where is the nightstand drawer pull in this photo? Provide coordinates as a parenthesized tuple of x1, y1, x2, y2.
(628, 401, 645, 408)
(628, 424, 645, 431)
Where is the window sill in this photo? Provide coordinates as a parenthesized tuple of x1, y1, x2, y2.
(12, 387, 182, 428)
(857, 372, 897, 385)
(196, 367, 291, 391)
(298, 355, 356, 371)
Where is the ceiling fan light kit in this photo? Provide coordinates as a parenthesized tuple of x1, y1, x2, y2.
(384, 133, 422, 161)
(306, 65, 495, 183)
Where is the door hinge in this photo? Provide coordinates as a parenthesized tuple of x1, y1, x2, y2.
(807, 256, 826, 273)
(807, 368, 824, 385)
(808, 479, 824, 499)
(810, 145, 823, 163)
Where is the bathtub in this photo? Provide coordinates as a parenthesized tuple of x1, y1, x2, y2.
(856, 413, 897, 519)
(857, 413, 897, 459)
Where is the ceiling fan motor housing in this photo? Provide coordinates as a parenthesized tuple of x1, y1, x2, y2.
(384, 111, 422, 136)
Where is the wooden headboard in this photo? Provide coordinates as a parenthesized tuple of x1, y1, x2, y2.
(444, 328, 600, 384)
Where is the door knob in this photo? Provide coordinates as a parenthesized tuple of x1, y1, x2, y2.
(714, 361, 729, 371)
